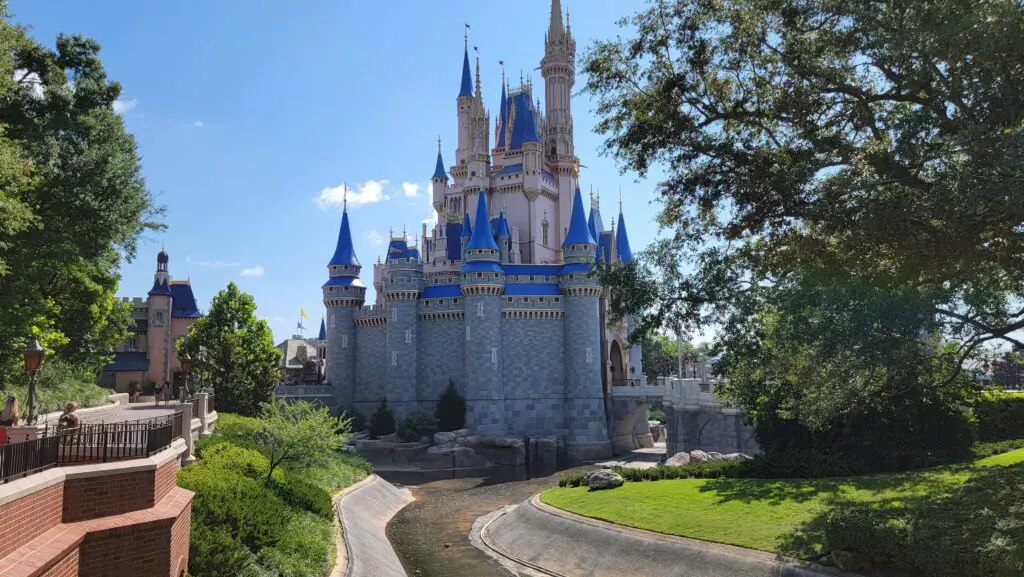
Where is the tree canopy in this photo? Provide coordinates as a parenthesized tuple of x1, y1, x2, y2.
(585, 0, 1024, 433)
(0, 2, 161, 383)
(177, 282, 281, 417)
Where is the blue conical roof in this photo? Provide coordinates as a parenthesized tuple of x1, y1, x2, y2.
(147, 277, 172, 296)
(467, 190, 499, 250)
(508, 92, 541, 148)
(616, 208, 633, 263)
(497, 211, 511, 238)
(497, 81, 508, 148)
(461, 213, 473, 238)
(433, 149, 447, 180)
(318, 318, 326, 340)
(459, 48, 473, 97)
(328, 209, 360, 266)
(563, 187, 596, 246)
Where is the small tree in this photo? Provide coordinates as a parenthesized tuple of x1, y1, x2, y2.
(254, 398, 349, 485)
(397, 413, 438, 442)
(435, 380, 466, 432)
(368, 398, 395, 439)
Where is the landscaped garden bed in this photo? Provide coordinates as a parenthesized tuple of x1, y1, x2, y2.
(542, 447, 1024, 577)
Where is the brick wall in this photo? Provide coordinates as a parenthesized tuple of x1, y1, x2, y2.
(169, 502, 191, 577)
(0, 481, 64, 558)
(41, 547, 79, 577)
(62, 470, 155, 523)
(154, 460, 178, 504)
(77, 520, 174, 577)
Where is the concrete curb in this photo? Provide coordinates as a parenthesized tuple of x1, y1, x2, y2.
(334, 474, 414, 577)
(329, 474, 378, 577)
(473, 493, 864, 577)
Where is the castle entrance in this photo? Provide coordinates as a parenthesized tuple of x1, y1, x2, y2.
(609, 340, 625, 387)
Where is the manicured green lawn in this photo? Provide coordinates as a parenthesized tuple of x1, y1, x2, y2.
(540, 448, 1024, 557)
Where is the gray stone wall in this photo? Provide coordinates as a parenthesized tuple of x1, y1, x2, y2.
(665, 407, 760, 455)
(326, 306, 357, 407)
(464, 292, 505, 435)
(562, 293, 610, 447)
(386, 297, 419, 419)
(416, 317, 465, 413)
(354, 324, 386, 416)
(502, 318, 566, 437)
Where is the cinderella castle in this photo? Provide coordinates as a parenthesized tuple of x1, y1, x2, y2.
(322, 0, 641, 460)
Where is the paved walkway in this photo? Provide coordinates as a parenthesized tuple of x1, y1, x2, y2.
(337, 475, 413, 577)
(594, 442, 666, 469)
(473, 495, 860, 577)
(104, 404, 179, 423)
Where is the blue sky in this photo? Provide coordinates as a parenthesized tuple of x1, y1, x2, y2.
(10, 0, 664, 343)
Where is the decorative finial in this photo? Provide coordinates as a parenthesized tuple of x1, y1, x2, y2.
(589, 185, 593, 203)
(619, 186, 624, 212)
(343, 182, 348, 211)
(390, 226, 394, 238)
(464, 21, 469, 50)
(437, 135, 442, 152)
(403, 224, 407, 240)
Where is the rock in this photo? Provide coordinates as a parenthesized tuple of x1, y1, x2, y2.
(665, 451, 691, 467)
(583, 469, 624, 490)
(529, 438, 559, 469)
(452, 446, 489, 468)
(649, 423, 666, 443)
(379, 433, 400, 443)
(433, 431, 458, 445)
(689, 450, 712, 463)
(427, 445, 454, 455)
(490, 436, 524, 448)
(452, 428, 472, 438)
(456, 435, 482, 447)
(721, 453, 753, 461)
(706, 451, 724, 461)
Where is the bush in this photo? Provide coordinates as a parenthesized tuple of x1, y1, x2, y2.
(558, 472, 587, 487)
(339, 405, 366, 433)
(615, 460, 748, 482)
(975, 393, 1024, 441)
(435, 379, 466, 431)
(647, 409, 666, 423)
(275, 473, 334, 519)
(369, 398, 396, 439)
(4, 359, 110, 416)
(825, 463, 1024, 577)
(972, 438, 1024, 459)
(743, 450, 868, 478)
(397, 412, 439, 442)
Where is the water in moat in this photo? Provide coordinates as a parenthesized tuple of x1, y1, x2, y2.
(384, 465, 588, 577)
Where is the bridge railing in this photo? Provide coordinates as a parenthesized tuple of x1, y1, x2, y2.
(274, 385, 335, 397)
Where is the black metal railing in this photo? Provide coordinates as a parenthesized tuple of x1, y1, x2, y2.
(611, 378, 643, 387)
(207, 393, 215, 412)
(171, 409, 184, 439)
(0, 435, 60, 483)
(191, 396, 201, 417)
(2, 415, 182, 484)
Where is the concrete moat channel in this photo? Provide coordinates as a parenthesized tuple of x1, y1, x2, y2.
(383, 466, 586, 577)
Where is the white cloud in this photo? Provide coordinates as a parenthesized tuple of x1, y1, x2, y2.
(113, 98, 137, 114)
(314, 179, 390, 210)
(191, 120, 205, 128)
(402, 182, 420, 197)
(423, 181, 438, 227)
(199, 260, 241, 268)
(367, 231, 385, 245)
(240, 265, 265, 277)
(13, 69, 44, 99)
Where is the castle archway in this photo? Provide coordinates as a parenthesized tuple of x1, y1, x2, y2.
(610, 340, 625, 387)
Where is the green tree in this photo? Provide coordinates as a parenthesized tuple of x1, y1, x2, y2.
(584, 0, 1022, 448)
(639, 333, 704, 379)
(177, 282, 281, 417)
(0, 3, 161, 384)
(434, 380, 466, 432)
(254, 398, 349, 486)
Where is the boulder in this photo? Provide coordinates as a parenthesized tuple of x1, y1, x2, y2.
(529, 438, 559, 469)
(706, 452, 724, 461)
(490, 436, 524, 448)
(649, 423, 666, 443)
(379, 433, 401, 443)
(456, 435, 482, 447)
(689, 450, 712, 463)
(721, 453, 753, 461)
(433, 431, 458, 445)
(452, 446, 489, 468)
(452, 428, 473, 438)
(583, 469, 624, 490)
(665, 451, 691, 467)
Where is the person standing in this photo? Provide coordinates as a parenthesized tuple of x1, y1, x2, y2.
(0, 395, 20, 426)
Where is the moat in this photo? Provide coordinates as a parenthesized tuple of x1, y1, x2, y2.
(384, 466, 584, 577)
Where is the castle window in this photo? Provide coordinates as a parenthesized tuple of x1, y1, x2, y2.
(555, 298, 560, 303)
(477, 273, 483, 278)
(521, 298, 528, 303)
(541, 218, 549, 246)
(127, 337, 137, 351)
(433, 279, 438, 284)
(530, 275, 535, 281)
(440, 299, 446, 305)
(507, 297, 513, 303)
(453, 298, 459, 304)
(155, 312, 164, 324)
(538, 298, 544, 303)
(424, 301, 430, 307)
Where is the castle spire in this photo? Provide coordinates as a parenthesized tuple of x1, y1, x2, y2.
(474, 54, 482, 98)
(329, 187, 360, 267)
(459, 27, 473, 98)
(497, 70, 508, 148)
(432, 137, 447, 180)
(467, 190, 499, 251)
(616, 190, 633, 263)
(549, 0, 564, 41)
(563, 186, 596, 247)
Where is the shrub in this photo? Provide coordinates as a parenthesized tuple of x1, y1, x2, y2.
(975, 393, 1024, 441)
(743, 450, 868, 478)
(397, 412, 439, 442)
(972, 438, 1024, 459)
(647, 409, 666, 423)
(558, 472, 587, 487)
(825, 463, 1024, 577)
(339, 405, 366, 433)
(615, 459, 747, 482)
(369, 398, 396, 439)
(275, 473, 334, 519)
(435, 380, 467, 431)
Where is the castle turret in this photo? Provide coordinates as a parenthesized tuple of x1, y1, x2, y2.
(432, 138, 448, 225)
(460, 212, 472, 257)
(461, 190, 506, 435)
(496, 210, 511, 263)
(542, 0, 579, 248)
(455, 38, 475, 171)
(560, 186, 611, 460)
(322, 192, 366, 407)
(383, 233, 422, 419)
(147, 249, 174, 387)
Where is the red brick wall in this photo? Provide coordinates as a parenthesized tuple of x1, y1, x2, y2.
(169, 503, 191, 577)
(41, 547, 79, 577)
(62, 470, 155, 522)
(77, 520, 173, 577)
(0, 482, 64, 558)
(154, 459, 179, 504)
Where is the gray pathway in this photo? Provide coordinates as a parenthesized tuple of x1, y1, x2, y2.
(339, 475, 413, 577)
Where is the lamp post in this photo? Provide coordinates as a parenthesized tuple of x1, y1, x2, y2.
(23, 338, 45, 425)
(179, 354, 192, 403)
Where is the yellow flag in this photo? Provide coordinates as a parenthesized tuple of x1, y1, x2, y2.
(300, 307, 308, 319)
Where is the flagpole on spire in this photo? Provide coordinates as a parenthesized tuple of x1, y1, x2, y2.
(619, 187, 624, 212)
(342, 182, 348, 211)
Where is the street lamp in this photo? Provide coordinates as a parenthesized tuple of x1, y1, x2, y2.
(23, 338, 45, 425)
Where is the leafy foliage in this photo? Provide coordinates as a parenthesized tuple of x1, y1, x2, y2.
(974, 393, 1024, 442)
(647, 409, 666, 423)
(369, 398, 395, 439)
(0, 3, 161, 385)
(434, 380, 466, 432)
(253, 398, 349, 485)
(177, 282, 281, 417)
(4, 358, 110, 415)
(339, 405, 366, 433)
(396, 412, 439, 442)
(972, 439, 1024, 460)
(585, 0, 1023, 467)
(638, 334, 705, 379)
(826, 463, 1024, 577)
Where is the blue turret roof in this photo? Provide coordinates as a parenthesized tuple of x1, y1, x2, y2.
(318, 318, 326, 341)
(563, 187, 596, 246)
(432, 149, 447, 180)
(497, 211, 511, 238)
(467, 190, 499, 251)
(616, 208, 633, 263)
(329, 209, 360, 267)
(461, 213, 473, 238)
(169, 282, 202, 318)
(508, 92, 541, 149)
(459, 47, 473, 97)
(497, 80, 508, 148)
(148, 277, 172, 297)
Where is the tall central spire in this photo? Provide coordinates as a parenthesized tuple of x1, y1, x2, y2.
(459, 28, 473, 97)
(549, 0, 564, 41)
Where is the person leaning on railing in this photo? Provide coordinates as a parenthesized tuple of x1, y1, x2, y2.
(0, 394, 20, 426)
(58, 402, 80, 431)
